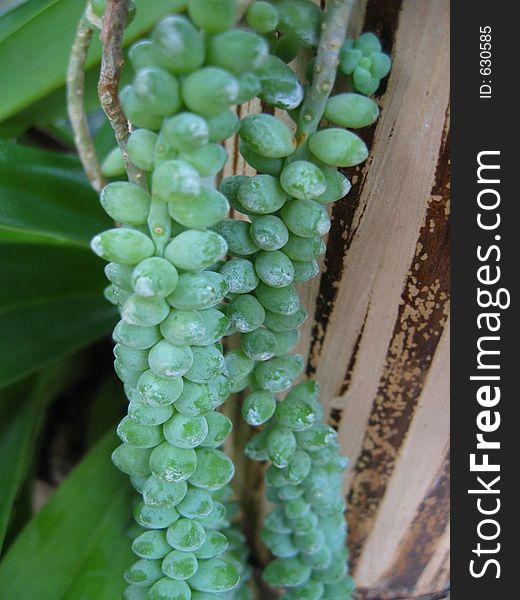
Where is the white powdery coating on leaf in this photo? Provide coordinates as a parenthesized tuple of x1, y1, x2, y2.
(340, 177, 352, 197)
(233, 318, 251, 333)
(134, 277, 155, 297)
(246, 406, 262, 425)
(253, 351, 274, 361)
(90, 235, 103, 256)
(121, 304, 134, 323)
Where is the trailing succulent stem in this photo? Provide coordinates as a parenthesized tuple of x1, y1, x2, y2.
(83, 1, 392, 599)
(67, 13, 105, 192)
(293, 0, 355, 158)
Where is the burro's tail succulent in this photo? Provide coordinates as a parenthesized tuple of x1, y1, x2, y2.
(89, 1, 391, 598)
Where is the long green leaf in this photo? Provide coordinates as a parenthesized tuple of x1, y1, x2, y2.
(0, 360, 75, 550)
(3, 47, 135, 137)
(0, 0, 54, 44)
(87, 376, 126, 447)
(0, 141, 110, 247)
(0, 0, 187, 122)
(0, 244, 107, 309)
(0, 432, 134, 599)
(0, 244, 116, 388)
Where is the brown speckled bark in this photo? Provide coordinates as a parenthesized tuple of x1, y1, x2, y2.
(226, 1, 450, 598)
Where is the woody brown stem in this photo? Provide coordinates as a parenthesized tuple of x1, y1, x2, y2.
(98, 0, 147, 188)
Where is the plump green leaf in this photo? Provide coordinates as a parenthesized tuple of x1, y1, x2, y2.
(0, 0, 187, 123)
(0, 244, 116, 388)
(0, 432, 134, 598)
(0, 141, 110, 247)
(0, 360, 75, 550)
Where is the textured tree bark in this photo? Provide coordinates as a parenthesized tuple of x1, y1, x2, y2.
(224, 1, 450, 598)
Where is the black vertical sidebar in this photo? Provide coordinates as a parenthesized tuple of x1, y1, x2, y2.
(451, 1, 516, 598)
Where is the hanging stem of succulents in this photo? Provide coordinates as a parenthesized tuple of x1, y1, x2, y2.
(98, 0, 147, 189)
(67, 13, 106, 193)
(292, 0, 355, 160)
